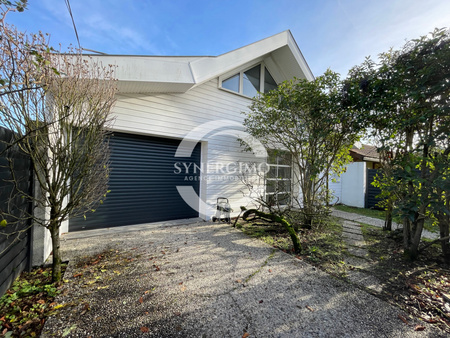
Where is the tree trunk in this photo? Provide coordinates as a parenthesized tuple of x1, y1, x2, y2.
(49, 220, 62, 282)
(404, 213, 424, 260)
(384, 201, 393, 231)
(439, 219, 450, 264)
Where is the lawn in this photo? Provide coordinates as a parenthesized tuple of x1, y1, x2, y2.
(333, 204, 387, 220)
(333, 204, 438, 233)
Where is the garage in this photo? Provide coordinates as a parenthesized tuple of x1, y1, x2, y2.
(69, 132, 201, 231)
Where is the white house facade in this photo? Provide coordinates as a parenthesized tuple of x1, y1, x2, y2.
(34, 30, 312, 247)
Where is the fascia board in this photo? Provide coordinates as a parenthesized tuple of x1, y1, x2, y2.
(190, 30, 314, 86)
(189, 31, 289, 85)
(86, 55, 196, 86)
(286, 31, 315, 81)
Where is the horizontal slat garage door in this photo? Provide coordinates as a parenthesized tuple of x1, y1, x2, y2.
(70, 132, 201, 231)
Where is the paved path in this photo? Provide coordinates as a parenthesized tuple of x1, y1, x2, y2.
(331, 209, 439, 240)
(42, 220, 443, 337)
(341, 220, 384, 293)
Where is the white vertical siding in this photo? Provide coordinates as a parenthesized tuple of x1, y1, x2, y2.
(111, 80, 264, 219)
(341, 162, 366, 208)
(329, 173, 342, 205)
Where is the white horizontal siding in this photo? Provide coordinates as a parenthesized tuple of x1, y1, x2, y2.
(112, 79, 264, 220)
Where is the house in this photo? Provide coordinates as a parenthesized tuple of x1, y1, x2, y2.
(349, 143, 380, 169)
(31, 30, 314, 264)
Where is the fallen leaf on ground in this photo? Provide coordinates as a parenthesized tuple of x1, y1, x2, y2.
(398, 314, 409, 325)
(73, 273, 83, 278)
(259, 300, 263, 303)
(242, 332, 250, 338)
(180, 285, 186, 292)
(414, 325, 426, 331)
(306, 305, 314, 312)
(236, 279, 242, 283)
(139, 297, 143, 304)
(140, 326, 149, 333)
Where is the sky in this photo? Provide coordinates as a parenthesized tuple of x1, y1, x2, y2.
(5, 0, 450, 77)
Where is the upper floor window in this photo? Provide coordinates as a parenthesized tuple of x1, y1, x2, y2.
(221, 63, 277, 97)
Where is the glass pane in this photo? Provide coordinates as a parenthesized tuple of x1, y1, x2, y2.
(277, 193, 291, 206)
(243, 65, 260, 97)
(264, 68, 277, 93)
(267, 166, 277, 178)
(267, 149, 277, 164)
(266, 180, 276, 193)
(277, 167, 291, 179)
(222, 74, 239, 92)
(277, 151, 291, 165)
(277, 180, 291, 192)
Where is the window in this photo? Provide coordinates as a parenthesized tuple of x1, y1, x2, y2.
(266, 150, 292, 206)
(222, 74, 239, 92)
(243, 64, 260, 97)
(220, 63, 278, 97)
(264, 68, 277, 93)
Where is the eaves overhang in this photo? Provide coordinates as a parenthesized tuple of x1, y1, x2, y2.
(85, 30, 314, 94)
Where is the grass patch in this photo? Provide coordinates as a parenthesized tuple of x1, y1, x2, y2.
(0, 264, 67, 337)
(334, 204, 438, 234)
(238, 213, 347, 278)
(334, 204, 386, 220)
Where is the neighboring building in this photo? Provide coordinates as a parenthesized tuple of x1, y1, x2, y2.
(349, 143, 381, 169)
(329, 143, 381, 208)
(32, 30, 314, 264)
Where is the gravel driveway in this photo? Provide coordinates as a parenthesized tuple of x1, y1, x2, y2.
(41, 220, 443, 337)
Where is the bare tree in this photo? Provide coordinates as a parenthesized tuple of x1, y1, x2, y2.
(0, 9, 117, 281)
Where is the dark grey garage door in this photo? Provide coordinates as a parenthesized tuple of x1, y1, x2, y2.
(70, 132, 201, 231)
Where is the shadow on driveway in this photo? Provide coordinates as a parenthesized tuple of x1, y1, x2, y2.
(42, 221, 443, 337)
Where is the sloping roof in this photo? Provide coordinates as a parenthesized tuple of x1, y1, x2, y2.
(350, 144, 380, 162)
(85, 30, 314, 94)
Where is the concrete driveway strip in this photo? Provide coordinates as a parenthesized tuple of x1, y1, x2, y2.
(42, 221, 443, 337)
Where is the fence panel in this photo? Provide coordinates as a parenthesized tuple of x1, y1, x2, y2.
(366, 169, 383, 209)
(0, 126, 33, 297)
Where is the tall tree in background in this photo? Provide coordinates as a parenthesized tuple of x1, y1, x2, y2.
(243, 70, 361, 227)
(345, 28, 450, 260)
(0, 5, 117, 281)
